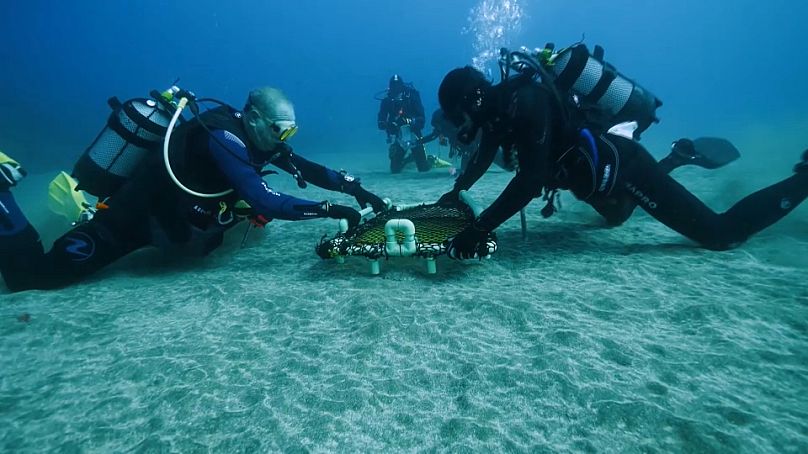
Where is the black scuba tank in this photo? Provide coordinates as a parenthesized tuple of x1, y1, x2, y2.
(548, 44, 662, 138)
(72, 92, 174, 198)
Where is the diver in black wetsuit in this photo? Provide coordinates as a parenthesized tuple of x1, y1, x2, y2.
(377, 74, 431, 173)
(0, 87, 387, 291)
(435, 66, 808, 259)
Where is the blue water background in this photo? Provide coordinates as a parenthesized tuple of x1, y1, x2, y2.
(1, 0, 806, 172)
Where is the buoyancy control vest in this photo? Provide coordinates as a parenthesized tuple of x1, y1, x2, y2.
(165, 105, 260, 198)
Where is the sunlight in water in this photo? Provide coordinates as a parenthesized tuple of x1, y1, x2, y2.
(465, 0, 526, 70)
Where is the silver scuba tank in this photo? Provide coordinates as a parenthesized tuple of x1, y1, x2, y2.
(549, 44, 662, 137)
(72, 91, 175, 197)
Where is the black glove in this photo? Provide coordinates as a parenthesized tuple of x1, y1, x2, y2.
(445, 223, 493, 260)
(353, 185, 387, 213)
(326, 203, 361, 231)
(436, 188, 461, 207)
(377, 120, 387, 131)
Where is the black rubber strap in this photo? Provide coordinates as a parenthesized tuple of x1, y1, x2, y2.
(583, 69, 617, 104)
(554, 45, 590, 92)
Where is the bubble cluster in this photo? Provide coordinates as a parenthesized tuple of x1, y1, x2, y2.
(465, 0, 526, 70)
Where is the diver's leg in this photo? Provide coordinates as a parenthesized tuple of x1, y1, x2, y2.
(1, 215, 146, 292)
(1, 181, 149, 291)
(657, 139, 696, 173)
(586, 196, 637, 226)
(389, 144, 406, 174)
(617, 142, 808, 250)
(589, 137, 694, 226)
(0, 189, 47, 292)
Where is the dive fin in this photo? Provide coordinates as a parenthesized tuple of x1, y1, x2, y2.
(47, 171, 90, 223)
(671, 137, 741, 170)
(691, 137, 741, 169)
(428, 155, 453, 169)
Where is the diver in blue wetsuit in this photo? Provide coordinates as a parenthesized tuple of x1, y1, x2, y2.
(435, 66, 808, 259)
(0, 87, 387, 291)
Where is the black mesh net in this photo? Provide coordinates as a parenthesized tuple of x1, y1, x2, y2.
(317, 202, 478, 259)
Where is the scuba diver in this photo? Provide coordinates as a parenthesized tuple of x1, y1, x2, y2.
(0, 86, 388, 292)
(435, 65, 808, 259)
(420, 108, 518, 175)
(376, 74, 432, 173)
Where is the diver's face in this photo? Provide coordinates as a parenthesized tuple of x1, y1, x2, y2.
(245, 108, 297, 152)
(389, 82, 404, 98)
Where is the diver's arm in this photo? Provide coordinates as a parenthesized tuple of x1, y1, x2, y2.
(452, 134, 500, 191)
(475, 174, 539, 231)
(476, 86, 554, 230)
(207, 130, 328, 220)
(277, 151, 385, 212)
(418, 129, 440, 145)
(409, 90, 426, 131)
(279, 152, 353, 193)
(377, 98, 391, 127)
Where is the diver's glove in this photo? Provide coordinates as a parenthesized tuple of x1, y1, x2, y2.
(353, 186, 388, 213)
(0, 153, 27, 191)
(436, 188, 461, 207)
(445, 220, 495, 260)
(325, 203, 361, 231)
(341, 173, 388, 213)
(377, 120, 387, 131)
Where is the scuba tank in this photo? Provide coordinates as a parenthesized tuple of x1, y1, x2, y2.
(72, 86, 180, 198)
(71, 85, 241, 200)
(499, 43, 663, 139)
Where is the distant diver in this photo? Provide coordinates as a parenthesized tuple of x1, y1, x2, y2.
(377, 74, 435, 173)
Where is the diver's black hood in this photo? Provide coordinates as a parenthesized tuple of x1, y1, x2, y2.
(438, 66, 491, 127)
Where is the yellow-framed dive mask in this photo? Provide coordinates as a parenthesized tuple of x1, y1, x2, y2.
(253, 107, 298, 142)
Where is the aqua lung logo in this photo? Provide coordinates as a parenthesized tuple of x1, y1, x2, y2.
(625, 182, 657, 209)
(780, 198, 792, 210)
(64, 232, 95, 262)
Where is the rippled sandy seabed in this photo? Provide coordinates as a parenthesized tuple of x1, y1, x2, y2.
(1, 146, 806, 452)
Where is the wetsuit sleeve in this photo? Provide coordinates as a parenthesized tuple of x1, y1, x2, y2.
(274, 152, 351, 193)
(453, 133, 500, 191)
(476, 86, 555, 231)
(419, 130, 440, 145)
(207, 130, 326, 220)
(378, 98, 391, 124)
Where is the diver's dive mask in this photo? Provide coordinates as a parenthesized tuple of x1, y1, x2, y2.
(446, 86, 486, 145)
(252, 107, 298, 143)
(454, 112, 479, 145)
